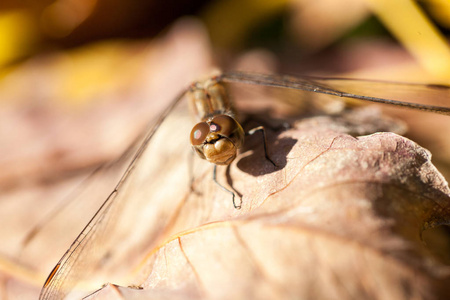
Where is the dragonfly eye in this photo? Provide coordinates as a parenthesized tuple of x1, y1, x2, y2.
(210, 115, 238, 137)
(190, 122, 210, 146)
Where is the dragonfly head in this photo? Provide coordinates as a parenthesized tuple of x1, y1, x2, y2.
(190, 114, 245, 165)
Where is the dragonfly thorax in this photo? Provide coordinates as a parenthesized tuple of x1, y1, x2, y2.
(188, 76, 237, 121)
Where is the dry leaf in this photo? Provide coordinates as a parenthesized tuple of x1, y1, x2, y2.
(81, 107, 450, 300)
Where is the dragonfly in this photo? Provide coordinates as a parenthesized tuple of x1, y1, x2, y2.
(38, 71, 450, 299)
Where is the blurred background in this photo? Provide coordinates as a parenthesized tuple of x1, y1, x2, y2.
(1, 0, 450, 299)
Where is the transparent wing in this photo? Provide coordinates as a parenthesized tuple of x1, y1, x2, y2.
(220, 72, 450, 116)
(39, 88, 201, 299)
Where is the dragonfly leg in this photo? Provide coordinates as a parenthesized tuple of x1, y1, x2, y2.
(188, 151, 203, 196)
(247, 126, 277, 167)
(213, 165, 241, 209)
(188, 151, 195, 190)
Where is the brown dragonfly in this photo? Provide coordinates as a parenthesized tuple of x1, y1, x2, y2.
(38, 72, 450, 299)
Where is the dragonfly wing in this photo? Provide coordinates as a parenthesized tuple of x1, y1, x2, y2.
(39, 89, 197, 299)
(220, 72, 450, 116)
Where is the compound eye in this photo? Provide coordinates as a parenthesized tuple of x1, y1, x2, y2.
(210, 115, 238, 137)
(190, 122, 210, 146)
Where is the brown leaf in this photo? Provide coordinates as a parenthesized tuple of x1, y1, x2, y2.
(84, 107, 450, 300)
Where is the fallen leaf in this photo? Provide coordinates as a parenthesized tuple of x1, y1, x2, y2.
(80, 107, 450, 300)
